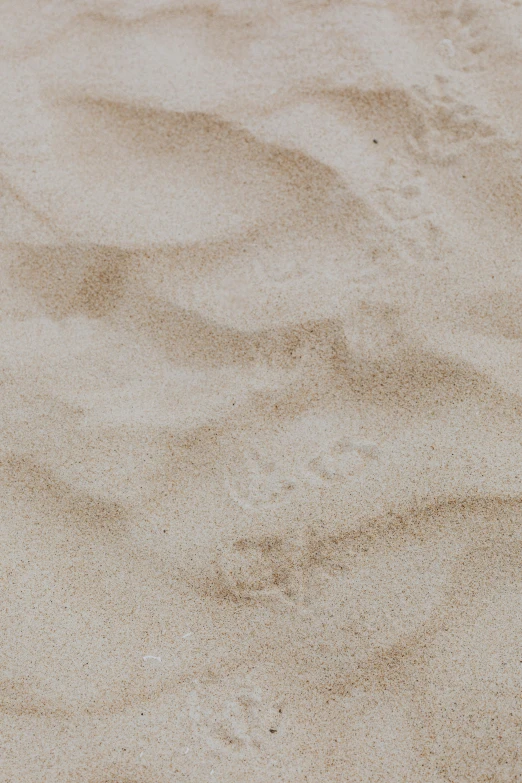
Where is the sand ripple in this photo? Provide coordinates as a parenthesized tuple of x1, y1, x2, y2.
(2, 0, 522, 780)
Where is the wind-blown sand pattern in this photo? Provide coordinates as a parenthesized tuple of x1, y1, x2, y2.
(2, 0, 522, 780)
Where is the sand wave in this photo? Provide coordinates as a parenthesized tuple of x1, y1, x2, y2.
(3, 0, 522, 780)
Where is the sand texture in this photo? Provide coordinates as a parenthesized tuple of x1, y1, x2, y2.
(3, 0, 522, 780)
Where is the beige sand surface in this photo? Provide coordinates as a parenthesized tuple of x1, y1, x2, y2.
(2, 0, 522, 780)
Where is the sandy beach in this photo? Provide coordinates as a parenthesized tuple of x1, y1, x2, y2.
(2, 0, 522, 780)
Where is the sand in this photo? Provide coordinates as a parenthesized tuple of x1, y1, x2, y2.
(2, 0, 522, 780)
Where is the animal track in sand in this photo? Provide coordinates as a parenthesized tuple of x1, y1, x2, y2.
(209, 534, 305, 605)
(441, 0, 498, 72)
(325, 80, 494, 166)
(226, 433, 380, 512)
(187, 679, 284, 759)
(374, 160, 433, 226)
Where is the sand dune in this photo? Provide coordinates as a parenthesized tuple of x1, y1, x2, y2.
(3, 0, 522, 780)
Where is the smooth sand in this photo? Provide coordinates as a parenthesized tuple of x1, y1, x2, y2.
(2, 1, 522, 780)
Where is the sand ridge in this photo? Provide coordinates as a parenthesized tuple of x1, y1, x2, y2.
(2, 0, 522, 780)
